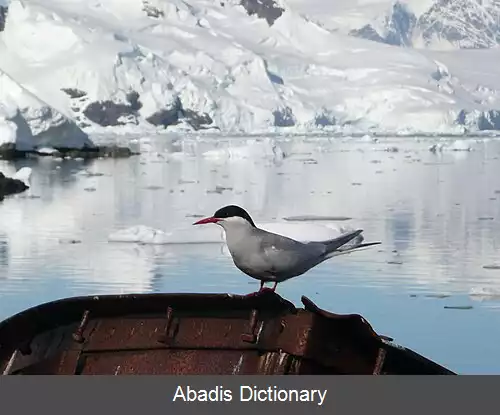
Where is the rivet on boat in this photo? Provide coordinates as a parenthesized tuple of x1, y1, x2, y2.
(157, 306, 174, 344)
(72, 310, 90, 343)
(241, 309, 259, 343)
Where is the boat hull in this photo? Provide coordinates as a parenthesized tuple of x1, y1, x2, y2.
(0, 291, 455, 375)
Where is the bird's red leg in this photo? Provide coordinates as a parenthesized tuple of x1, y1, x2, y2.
(245, 281, 276, 297)
(258, 281, 277, 293)
(243, 281, 265, 297)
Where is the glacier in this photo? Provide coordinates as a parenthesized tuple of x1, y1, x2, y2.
(0, 68, 93, 152)
(0, 0, 499, 145)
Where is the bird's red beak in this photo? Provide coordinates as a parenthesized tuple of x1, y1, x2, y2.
(193, 217, 221, 225)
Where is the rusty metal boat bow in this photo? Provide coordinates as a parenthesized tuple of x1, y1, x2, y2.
(0, 291, 455, 375)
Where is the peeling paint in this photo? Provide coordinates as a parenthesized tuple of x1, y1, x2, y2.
(232, 354, 244, 374)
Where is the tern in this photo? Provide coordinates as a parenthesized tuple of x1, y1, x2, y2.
(193, 205, 381, 293)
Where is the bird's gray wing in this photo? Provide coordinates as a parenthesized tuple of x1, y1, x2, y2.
(248, 230, 326, 279)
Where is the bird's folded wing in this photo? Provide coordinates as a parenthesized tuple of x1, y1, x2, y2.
(314, 229, 364, 253)
(256, 236, 325, 276)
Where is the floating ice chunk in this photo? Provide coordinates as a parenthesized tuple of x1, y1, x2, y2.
(448, 139, 474, 151)
(361, 134, 378, 143)
(166, 152, 192, 160)
(424, 294, 451, 299)
(429, 140, 475, 153)
(202, 139, 285, 161)
(37, 147, 59, 155)
(384, 146, 399, 153)
(202, 147, 250, 160)
(428, 143, 445, 153)
(12, 167, 32, 186)
(470, 287, 500, 302)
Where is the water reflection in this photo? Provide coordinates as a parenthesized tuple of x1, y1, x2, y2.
(1, 135, 500, 373)
(0, 236, 7, 269)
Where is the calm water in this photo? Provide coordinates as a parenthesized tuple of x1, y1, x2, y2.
(1, 134, 500, 374)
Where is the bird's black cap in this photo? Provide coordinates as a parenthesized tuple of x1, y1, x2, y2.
(213, 205, 256, 227)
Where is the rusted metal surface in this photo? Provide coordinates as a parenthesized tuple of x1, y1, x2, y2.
(0, 291, 456, 375)
(372, 348, 387, 375)
(72, 310, 91, 343)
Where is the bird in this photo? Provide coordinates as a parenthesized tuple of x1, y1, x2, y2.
(193, 205, 381, 293)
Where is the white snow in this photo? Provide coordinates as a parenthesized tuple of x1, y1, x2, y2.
(0, 68, 93, 151)
(0, 110, 17, 146)
(0, 0, 498, 137)
(286, 1, 500, 50)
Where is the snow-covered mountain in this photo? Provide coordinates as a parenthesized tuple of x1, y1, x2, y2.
(291, 0, 500, 50)
(0, 0, 499, 149)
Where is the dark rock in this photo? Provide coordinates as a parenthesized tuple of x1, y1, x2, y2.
(2, 142, 137, 161)
(267, 71, 284, 85)
(314, 112, 336, 127)
(142, 1, 164, 18)
(0, 171, 28, 201)
(456, 109, 500, 131)
(83, 100, 139, 127)
(417, 0, 500, 49)
(456, 109, 467, 125)
(97, 146, 136, 158)
(385, 2, 416, 46)
(146, 107, 180, 127)
(126, 91, 142, 111)
(0, 6, 7, 32)
(431, 65, 449, 82)
(273, 107, 295, 127)
(61, 88, 87, 99)
(54, 145, 137, 159)
(182, 109, 213, 130)
(240, 0, 284, 26)
(0, 143, 21, 160)
(478, 110, 500, 130)
(349, 25, 386, 44)
(350, 2, 416, 47)
(351, 0, 500, 49)
(146, 96, 214, 130)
